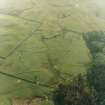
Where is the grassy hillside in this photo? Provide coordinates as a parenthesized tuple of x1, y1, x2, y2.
(0, 0, 105, 104)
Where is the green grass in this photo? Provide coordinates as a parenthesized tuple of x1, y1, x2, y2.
(0, 15, 90, 98)
(0, 0, 105, 104)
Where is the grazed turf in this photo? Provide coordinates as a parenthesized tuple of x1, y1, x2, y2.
(0, 0, 105, 104)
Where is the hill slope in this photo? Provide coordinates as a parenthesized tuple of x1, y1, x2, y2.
(0, 0, 105, 104)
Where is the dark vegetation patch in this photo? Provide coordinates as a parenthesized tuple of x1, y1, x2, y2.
(53, 74, 96, 105)
(83, 31, 105, 105)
